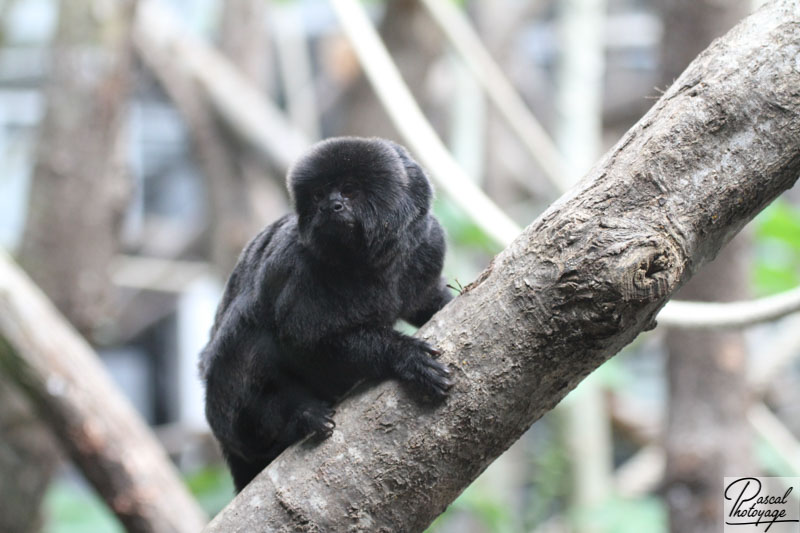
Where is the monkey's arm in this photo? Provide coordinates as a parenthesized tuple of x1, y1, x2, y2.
(404, 280, 453, 328)
(316, 327, 453, 399)
(400, 216, 453, 328)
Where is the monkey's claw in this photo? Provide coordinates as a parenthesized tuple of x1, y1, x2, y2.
(301, 406, 336, 439)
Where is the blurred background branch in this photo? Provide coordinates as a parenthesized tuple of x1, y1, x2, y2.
(0, 249, 207, 532)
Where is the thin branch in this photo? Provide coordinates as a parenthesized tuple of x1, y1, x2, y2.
(613, 401, 800, 497)
(134, 0, 309, 174)
(656, 285, 800, 329)
(418, 0, 568, 192)
(329, 0, 520, 247)
(749, 403, 800, 475)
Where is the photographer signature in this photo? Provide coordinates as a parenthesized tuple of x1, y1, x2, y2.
(725, 477, 798, 531)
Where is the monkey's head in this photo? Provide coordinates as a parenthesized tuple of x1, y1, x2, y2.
(288, 137, 432, 262)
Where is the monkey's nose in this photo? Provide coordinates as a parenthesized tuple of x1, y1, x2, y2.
(331, 201, 344, 212)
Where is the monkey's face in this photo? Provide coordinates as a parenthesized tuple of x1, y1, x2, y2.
(305, 178, 361, 239)
(289, 138, 415, 254)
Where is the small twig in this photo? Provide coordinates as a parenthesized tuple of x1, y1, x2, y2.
(657, 285, 800, 329)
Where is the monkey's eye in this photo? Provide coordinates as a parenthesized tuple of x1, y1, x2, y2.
(312, 189, 324, 202)
(340, 182, 357, 199)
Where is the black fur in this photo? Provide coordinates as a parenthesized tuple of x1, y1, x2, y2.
(199, 137, 453, 492)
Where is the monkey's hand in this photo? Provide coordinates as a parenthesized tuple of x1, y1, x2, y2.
(393, 338, 453, 400)
(319, 328, 454, 400)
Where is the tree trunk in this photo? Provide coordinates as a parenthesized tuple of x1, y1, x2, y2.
(3, 2, 135, 529)
(205, 2, 800, 531)
(18, 0, 134, 337)
(664, 237, 753, 533)
(658, 3, 752, 532)
(0, 380, 59, 533)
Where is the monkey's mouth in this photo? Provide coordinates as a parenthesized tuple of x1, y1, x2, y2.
(320, 209, 357, 228)
(310, 212, 360, 242)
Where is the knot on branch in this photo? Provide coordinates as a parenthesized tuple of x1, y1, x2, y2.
(617, 238, 680, 302)
(511, 216, 684, 349)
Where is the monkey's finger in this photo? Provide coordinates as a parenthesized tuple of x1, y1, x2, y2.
(313, 418, 335, 439)
(428, 379, 453, 398)
(425, 346, 442, 357)
(419, 356, 452, 376)
(420, 369, 453, 396)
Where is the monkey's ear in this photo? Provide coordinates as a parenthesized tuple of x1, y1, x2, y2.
(383, 140, 422, 183)
(380, 140, 434, 213)
(385, 140, 413, 165)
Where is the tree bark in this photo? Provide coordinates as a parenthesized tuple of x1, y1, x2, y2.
(205, 1, 800, 531)
(658, 2, 753, 532)
(0, 250, 207, 533)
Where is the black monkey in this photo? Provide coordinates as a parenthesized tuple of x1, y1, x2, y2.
(199, 137, 454, 492)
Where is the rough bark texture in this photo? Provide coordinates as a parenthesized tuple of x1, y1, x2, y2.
(658, 2, 753, 532)
(205, 2, 800, 531)
(0, 251, 207, 533)
(18, 0, 133, 336)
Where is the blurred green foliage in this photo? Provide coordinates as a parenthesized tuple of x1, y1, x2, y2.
(185, 464, 235, 517)
(44, 465, 234, 532)
(524, 413, 570, 528)
(426, 481, 518, 533)
(753, 199, 800, 295)
(44, 481, 122, 533)
(434, 197, 503, 256)
(570, 496, 666, 533)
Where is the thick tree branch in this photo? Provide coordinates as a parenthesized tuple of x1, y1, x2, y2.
(0, 250, 207, 533)
(205, 1, 800, 531)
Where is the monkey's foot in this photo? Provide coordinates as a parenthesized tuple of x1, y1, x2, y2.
(300, 405, 336, 439)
